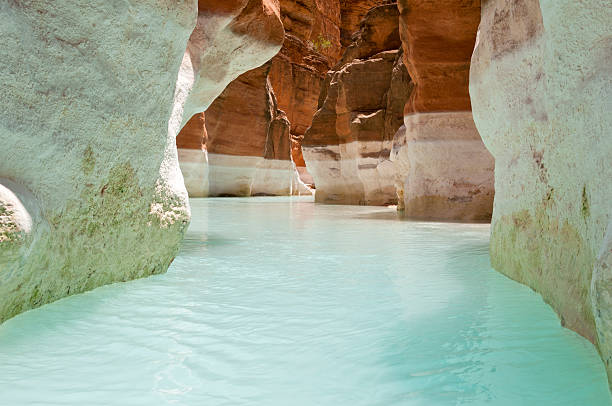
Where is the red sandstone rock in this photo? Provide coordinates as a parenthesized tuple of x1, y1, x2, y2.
(340, 0, 391, 47)
(181, 0, 285, 122)
(391, 0, 494, 221)
(179, 0, 342, 189)
(203, 63, 307, 196)
(268, 0, 343, 183)
(398, 0, 480, 113)
(206, 65, 276, 158)
(177, 113, 207, 151)
(303, 4, 411, 205)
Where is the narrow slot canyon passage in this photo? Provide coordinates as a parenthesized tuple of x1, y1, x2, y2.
(1, 0, 610, 403)
(1, 197, 610, 405)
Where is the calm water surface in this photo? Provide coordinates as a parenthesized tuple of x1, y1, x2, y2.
(1, 197, 610, 405)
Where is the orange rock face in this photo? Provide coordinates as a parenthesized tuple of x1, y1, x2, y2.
(176, 113, 207, 151)
(181, 0, 285, 122)
(398, 0, 480, 113)
(303, 4, 411, 205)
(205, 64, 286, 159)
(179, 0, 342, 190)
(392, 0, 494, 221)
(202, 63, 308, 196)
(340, 0, 390, 47)
(176, 0, 287, 197)
(268, 0, 343, 183)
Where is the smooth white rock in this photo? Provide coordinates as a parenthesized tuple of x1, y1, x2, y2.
(470, 0, 612, 384)
(303, 141, 397, 206)
(391, 112, 494, 221)
(178, 148, 210, 198)
(208, 154, 311, 197)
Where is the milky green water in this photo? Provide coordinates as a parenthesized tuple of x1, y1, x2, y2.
(0, 197, 610, 405)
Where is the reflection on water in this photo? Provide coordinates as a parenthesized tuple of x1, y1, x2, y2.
(0, 197, 610, 405)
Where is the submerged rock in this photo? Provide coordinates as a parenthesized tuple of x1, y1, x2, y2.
(470, 0, 612, 386)
(303, 4, 411, 205)
(393, 0, 494, 221)
(0, 0, 283, 322)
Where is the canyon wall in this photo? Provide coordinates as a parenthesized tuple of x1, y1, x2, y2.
(204, 63, 308, 196)
(470, 0, 612, 384)
(392, 0, 494, 221)
(177, 113, 209, 197)
(270, 0, 343, 186)
(340, 0, 391, 47)
(303, 4, 411, 205)
(177, 63, 310, 197)
(0, 0, 283, 322)
(178, 0, 342, 194)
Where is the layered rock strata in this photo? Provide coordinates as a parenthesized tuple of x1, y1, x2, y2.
(339, 0, 392, 47)
(470, 0, 612, 384)
(269, 0, 343, 186)
(177, 113, 209, 197)
(0, 0, 283, 322)
(178, 0, 343, 192)
(303, 4, 411, 205)
(392, 0, 494, 221)
(204, 64, 309, 196)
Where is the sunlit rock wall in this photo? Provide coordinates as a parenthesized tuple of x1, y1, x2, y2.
(470, 0, 612, 384)
(339, 0, 391, 47)
(203, 63, 309, 196)
(176, 0, 285, 196)
(392, 0, 494, 221)
(0, 0, 283, 322)
(269, 0, 343, 186)
(303, 4, 411, 205)
(178, 0, 341, 192)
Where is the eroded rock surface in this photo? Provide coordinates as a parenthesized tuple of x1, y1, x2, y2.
(0, 0, 283, 322)
(181, 0, 285, 123)
(269, 0, 343, 186)
(177, 113, 209, 197)
(470, 0, 612, 384)
(340, 0, 391, 47)
(178, 0, 341, 192)
(392, 0, 494, 221)
(303, 4, 411, 205)
(203, 63, 309, 196)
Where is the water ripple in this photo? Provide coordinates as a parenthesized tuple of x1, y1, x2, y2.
(0, 197, 609, 405)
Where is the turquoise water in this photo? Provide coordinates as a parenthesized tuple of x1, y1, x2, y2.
(0, 197, 610, 405)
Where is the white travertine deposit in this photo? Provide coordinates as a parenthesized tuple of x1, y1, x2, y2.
(391, 112, 494, 221)
(470, 0, 612, 384)
(0, 0, 283, 322)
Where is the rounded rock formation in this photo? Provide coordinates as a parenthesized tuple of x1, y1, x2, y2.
(470, 0, 612, 384)
(0, 0, 284, 322)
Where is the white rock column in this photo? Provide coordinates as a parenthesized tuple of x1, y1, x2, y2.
(392, 112, 494, 221)
(0, 0, 283, 322)
(470, 0, 612, 384)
